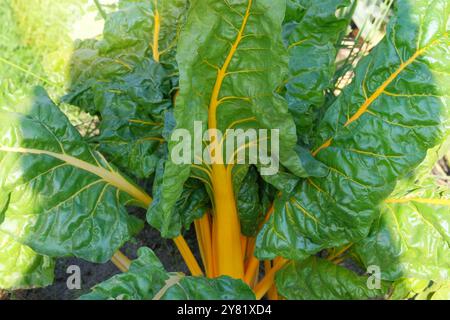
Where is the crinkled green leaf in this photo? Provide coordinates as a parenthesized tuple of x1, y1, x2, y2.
(81, 247, 255, 300)
(0, 231, 54, 290)
(0, 87, 144, 263)
(64, 0, 189, 179)
(65, 42, 171, 179)
(284, 0, 307, 23)
(396, 132, 450, 192)
(148, 0, 318, 238)
(283, 0, 352, 145)
(354, 181, 450, 282)
(100, 0, 188, 69)
(150, 159, 210, 234)
(257, 0, 449, 260)
(276, 257, 389, 300)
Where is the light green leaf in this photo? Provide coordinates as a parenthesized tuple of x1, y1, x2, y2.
(276, 257, 389, 300)
(354, 181, 450, 282)
(389, 278, 430, 300)
(0, 231, 54, 290)
(257, 0, 449, 260)
(0, 87, 145, 263)
(429, 282, 450, 300)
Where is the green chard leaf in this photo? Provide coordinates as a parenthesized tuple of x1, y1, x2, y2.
(0, 87, 146, 263)
(81, 247, 255, 300)
(0, 193, 54, 290)
(100, 0, 188, 68)
(354, 180, 450, 282)
(64, 0, 189, 179)
(150, 158, 211, 233)
(428, 282, 450, 300)
(235, 166, 274, 237)
(276, 257, 389, 300)
(256, 0, 449, 260)
(0, 231, 55, 290)
(148, 0, 319, 238)
(64, 43, 171, 180)
(389, 278, 431, 300)
(283, 0, 352, 145)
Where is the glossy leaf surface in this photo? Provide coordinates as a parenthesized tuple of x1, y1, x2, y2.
(283, 0, 351, 144)
(0, 88, 145, 263)
(355, 181, 450, 282)
(257, 0, 449, 260)
(148, 0, 316, 238)
(0, 231, 54, 290)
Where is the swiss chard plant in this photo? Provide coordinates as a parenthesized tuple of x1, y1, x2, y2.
(0, 0, 449, 300)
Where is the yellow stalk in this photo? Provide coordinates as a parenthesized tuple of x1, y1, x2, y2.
(210, 163, 245, 278)
(173, 236, 204, 276)
(194, 214, 214, 277)
(254, 258, 288, 300)
(111, 251, 131, 272)
(245, 237, 256, 264)
(152, 1, 161, 62)
(244, 255, 259, 285)
(203, 0, 253, 279)
(264, 260, 279, 300)
(327, 243, 353, 261)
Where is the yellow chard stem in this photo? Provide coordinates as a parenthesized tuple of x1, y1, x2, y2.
(210, 163, 244, 278)
(254, 258, 288, 300)
(173, 236, 204, 276)
(202, 0, 253, 280)
(111, 251, 132, 272)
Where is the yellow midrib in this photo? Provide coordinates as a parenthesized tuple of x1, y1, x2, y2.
(386, 197, 450, 206)
(152, 274, 184, 300)
(204, 0, 253, 279)
(0, 146, 152, 207)
(153, 7, 161, 62)
(312, 37, 444, 156)
(208, 0, 253, 131)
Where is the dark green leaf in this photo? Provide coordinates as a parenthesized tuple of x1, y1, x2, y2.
(257, 0, 449, 260)
(0, 88, 145, 263)
(236, 166, 274, 237)
(283, 0, 352, 145)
